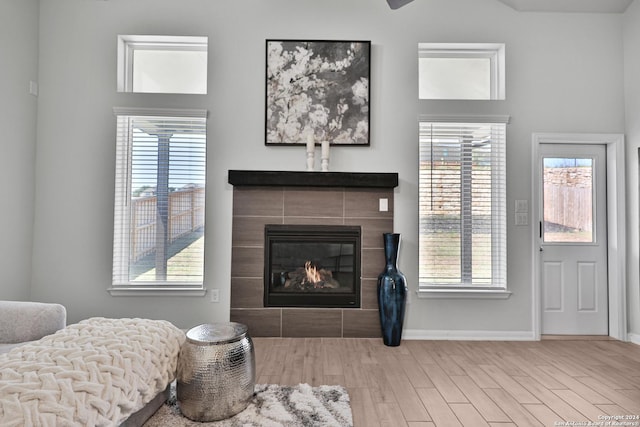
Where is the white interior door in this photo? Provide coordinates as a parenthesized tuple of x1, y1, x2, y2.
(539, 143, 608, 335)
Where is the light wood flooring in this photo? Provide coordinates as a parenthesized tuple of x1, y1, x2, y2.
(252, 337, 640, 427)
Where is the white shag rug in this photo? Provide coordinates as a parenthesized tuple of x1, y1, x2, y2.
(143, 383, 353, 427)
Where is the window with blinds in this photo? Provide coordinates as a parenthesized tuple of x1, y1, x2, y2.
(112, 108, 207, 291)
(419, 121, 506, 290)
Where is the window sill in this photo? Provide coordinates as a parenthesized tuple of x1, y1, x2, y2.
(108, 286, 207, 297)
(416, 288, 512, 299)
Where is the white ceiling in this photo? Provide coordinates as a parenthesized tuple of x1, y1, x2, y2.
(496, 0, 634, 13)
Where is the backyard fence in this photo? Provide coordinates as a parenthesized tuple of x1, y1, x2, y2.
(543, 167, 592, 232)
(130, 187, 205, 261)
(543, 184, 592, 232)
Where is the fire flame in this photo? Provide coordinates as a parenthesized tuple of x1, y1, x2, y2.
(304, 261, 321, 284)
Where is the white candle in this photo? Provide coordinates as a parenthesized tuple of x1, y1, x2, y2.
(306, 133, 315, 153)
(321, 141, 330, 159)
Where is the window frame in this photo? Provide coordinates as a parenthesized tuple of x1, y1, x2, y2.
(109, 107, 208, 296)
(417, 115, 511, 299)
(418, 43, 506, 100)
(117, 35, 208, 94)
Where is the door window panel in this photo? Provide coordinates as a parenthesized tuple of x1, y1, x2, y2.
(542, 157, 594, 243)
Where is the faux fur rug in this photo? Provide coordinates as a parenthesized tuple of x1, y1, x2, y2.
(143, 383, 353, 427)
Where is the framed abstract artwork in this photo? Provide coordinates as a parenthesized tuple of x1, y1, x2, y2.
(265, 39, 371, 146)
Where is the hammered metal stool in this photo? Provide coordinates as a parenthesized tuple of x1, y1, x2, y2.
(176, 322, 255, 422)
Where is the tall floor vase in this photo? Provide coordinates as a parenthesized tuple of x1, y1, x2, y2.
(377, 233, 407, 346)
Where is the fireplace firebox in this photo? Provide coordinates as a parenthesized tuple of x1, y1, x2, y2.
(264, 225, 361, 308)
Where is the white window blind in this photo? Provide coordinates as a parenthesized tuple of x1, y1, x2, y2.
(112, 109, 207, 291)
(419, 121, 506, 290)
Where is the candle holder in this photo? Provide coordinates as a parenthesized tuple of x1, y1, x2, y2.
(306, 135, 316, 171)
(321, 141, 330, 172)
(306, 150, 315, 171)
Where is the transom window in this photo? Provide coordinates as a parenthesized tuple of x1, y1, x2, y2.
(418, 43, 505, 100)
(117, 35, 208, 94)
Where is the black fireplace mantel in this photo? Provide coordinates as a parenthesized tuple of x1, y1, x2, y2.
(228, 170, 398, 188)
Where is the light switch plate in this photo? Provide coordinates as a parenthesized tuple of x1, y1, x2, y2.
(515, 212, 528, 226)
(515, 199, 528, 213)
(29, 81, 38, 97)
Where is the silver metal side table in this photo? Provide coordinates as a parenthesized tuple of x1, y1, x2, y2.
(176, 322, 255, 422)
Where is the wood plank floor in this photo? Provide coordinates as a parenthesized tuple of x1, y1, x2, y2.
(252, 337, 640, 427)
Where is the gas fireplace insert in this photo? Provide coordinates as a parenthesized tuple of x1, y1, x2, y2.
(264, 224, 361, 308)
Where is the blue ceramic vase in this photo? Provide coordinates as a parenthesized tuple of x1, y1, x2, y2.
(377, 233, 407, 346)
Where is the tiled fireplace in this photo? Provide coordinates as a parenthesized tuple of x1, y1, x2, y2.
(228, 170, 398, 338)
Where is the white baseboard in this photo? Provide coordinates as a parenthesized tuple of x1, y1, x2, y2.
(403, 329, 536, 341)
(628, 333, 640, 345)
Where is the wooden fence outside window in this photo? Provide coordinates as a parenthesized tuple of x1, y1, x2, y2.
(129, 187, 205, 261)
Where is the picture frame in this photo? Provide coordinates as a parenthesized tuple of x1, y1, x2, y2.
(265, 39, 371, 146)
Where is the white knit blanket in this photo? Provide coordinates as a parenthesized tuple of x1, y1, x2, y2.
(0, 317, 185, 427)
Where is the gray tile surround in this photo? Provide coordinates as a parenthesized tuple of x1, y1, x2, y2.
(230, 185, 394, 338)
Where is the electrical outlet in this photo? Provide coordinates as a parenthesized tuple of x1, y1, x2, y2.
(379, 198, 389, 212)
(210, 289, 219, 303)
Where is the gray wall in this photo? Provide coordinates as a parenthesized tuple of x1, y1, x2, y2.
(0, 0, 39, 301)
(624, 0, 640, 341)
(4, 0, 633, 335)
